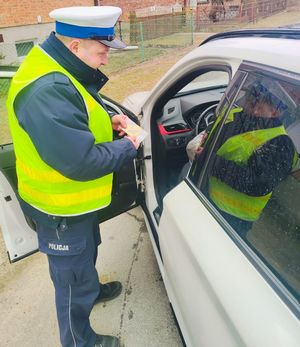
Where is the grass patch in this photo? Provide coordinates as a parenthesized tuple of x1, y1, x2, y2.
(102, 47, 165, 75)
(0, 78, 10, 97)
(102, 32, 206, 76)
(101, 45, 197, 103)
(0, 95, 11, 145)
(0, 78, 12, 145)
(144, 32, 195, 47)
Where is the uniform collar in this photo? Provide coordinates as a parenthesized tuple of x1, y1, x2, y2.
(41, 32, 108, 92)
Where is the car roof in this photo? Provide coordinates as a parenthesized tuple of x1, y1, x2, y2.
(200, 28, 300, 46)
(192, 33, 300, 75)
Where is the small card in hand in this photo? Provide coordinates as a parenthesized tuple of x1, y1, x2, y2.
(121, 118, 148, 143)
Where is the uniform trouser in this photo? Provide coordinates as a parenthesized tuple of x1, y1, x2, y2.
(36, 213, 101, 347)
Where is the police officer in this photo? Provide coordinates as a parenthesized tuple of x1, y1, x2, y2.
(208, 82, 298, 233)
(6, 6, 140, 347)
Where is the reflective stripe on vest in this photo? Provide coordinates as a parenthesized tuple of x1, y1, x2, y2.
(209, 176, 272, 221)
(7, 46, 113, 216)
(207, 107, 243, 142)
(209, 124, 293, 222)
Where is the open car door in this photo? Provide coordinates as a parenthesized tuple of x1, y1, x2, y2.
(0, 68, 142, 262)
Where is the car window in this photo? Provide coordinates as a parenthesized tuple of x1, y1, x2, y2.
(189, 70, 246, 185)
(190, 69, 300, 303)
(178, 70, 229, 94)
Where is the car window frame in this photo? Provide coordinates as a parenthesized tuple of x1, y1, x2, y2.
(149, 63, 232, 208)
(185, 62, 300, 318)
(188, 69, 248, 187)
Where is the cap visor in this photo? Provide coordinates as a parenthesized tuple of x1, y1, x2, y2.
(100, 38, 126, 49)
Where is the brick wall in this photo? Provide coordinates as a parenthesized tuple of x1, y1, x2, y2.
(0, 1, 186, 28)
(99, 0, 185, 17)
(0, 0, 94, 28)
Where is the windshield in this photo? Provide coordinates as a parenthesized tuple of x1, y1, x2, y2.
(178, 71, 229, 95)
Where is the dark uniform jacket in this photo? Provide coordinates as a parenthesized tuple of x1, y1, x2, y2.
(14, 32, 137, 226)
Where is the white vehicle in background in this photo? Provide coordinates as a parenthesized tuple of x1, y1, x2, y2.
(1, 28, 300, 346)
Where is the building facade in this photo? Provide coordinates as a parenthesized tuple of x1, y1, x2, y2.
(0, 1, 95, 64)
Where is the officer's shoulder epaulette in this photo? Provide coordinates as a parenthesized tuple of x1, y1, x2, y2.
(52, 72, 71, 86)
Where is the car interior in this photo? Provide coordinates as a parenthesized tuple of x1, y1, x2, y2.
(149, 67, 230, 208)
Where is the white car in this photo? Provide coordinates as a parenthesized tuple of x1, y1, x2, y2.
(1, 28, 300, 346)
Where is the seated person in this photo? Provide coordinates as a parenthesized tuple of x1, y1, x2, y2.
(182, 81, 298, 235)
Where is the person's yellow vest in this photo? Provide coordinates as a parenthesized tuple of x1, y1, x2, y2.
(209, 112, 298, 222)
(7, 46, 113, 216)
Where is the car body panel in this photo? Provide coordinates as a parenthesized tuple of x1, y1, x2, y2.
(159, 181, 300, 347)
(0, 169, 38, 261)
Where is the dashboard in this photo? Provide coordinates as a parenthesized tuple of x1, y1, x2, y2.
(157, 86, 226, 150)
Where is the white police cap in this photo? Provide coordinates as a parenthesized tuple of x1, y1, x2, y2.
(49, 6, 126, 49)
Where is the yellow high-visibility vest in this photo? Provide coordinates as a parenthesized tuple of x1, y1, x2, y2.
(7, 46, 113, 216)
(209, 122, 297, 222)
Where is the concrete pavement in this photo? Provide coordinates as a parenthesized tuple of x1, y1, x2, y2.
(0, 207, 183, 347)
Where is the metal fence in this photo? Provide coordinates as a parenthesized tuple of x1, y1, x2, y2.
(194, 0, 288, 29)
(110, 11, 195, 68)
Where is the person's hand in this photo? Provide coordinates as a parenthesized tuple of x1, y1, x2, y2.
(125, 135, 140, 150)
(186, 131, 208, 161)
(111, 114, 128, 136)
(195, 146, 205, 157)
(194, 132, 208, 158)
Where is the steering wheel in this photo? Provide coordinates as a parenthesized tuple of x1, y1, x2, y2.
(195, 103, 219, 135)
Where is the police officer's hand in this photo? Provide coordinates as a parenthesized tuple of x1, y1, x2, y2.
(125, 135, 140, 150)
(111, 114, 127, 136)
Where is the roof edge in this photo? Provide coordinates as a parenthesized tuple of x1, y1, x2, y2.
(200, 28, 300, 46)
